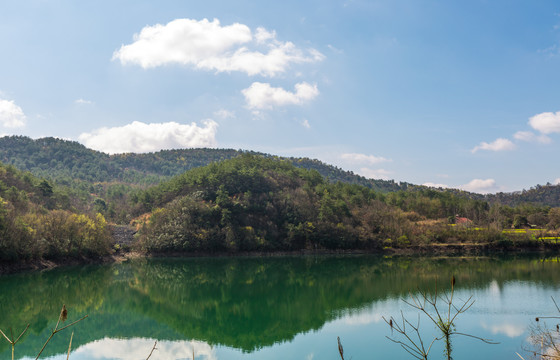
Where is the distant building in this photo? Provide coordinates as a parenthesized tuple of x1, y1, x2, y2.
(455, 215, 473, 227)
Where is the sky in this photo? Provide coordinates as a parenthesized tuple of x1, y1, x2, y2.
(1, 0, 560, 194)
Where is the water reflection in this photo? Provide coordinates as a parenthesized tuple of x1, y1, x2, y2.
(1, 255, 560, 359)
(21, 338, 217, 360)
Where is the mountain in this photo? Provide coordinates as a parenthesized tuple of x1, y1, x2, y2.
(131, 154, 560, 254)
(133, 154, 408, 252)
(0, 136, 238, 185)
(0, 136, 405, 192)
(1, 145, 559, 263)
(0, 135, 559, 213)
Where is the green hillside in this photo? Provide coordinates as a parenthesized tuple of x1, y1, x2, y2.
(132, 155, 560, 254)
(3, 136, 560, 209)
(1, 149, 559, 263)
(0, 161, 111, 262)
(0, 136, 410, 223)
(0, 136, 405, 191)
(485, 184, 560, 207)
(134, 154, 408, 252)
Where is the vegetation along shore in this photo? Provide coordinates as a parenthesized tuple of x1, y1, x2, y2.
(1, 136, 560, 274)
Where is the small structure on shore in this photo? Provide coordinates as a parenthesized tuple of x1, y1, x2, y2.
(455, 215, 473, 227)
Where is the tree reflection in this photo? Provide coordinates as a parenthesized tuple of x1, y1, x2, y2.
(1, 255, 560, 357)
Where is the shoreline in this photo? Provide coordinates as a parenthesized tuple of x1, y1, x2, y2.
(2, 243, 560, 275)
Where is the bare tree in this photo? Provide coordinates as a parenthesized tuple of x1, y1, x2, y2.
(383, 276, 497, 360)
(519, 298, 560, 359)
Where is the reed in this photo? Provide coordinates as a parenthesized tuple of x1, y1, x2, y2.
(0, 304, 87, 360)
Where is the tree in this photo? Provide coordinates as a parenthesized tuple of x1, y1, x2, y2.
(513, 214, 529, 229)
(38, 179, 53, 197)
(548, 208, 560, 230)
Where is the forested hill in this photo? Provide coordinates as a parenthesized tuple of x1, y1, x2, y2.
(134, 154, 409, 252)
(1, 136, 559, 207)
(0, 136, 405, 192)
(0, 136, 239, 185)
(133, 155, 560, 254)
(485, 184, 560, 207)
(1, 152, 560, 262)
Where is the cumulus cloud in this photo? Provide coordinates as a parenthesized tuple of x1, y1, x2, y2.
(529, 111, 560, 134)
(242, 82, 319, 109)
(513, 131, 551, 144)
(78, 120, 218, 154)
(113, 18, 324, 77)
(358, 168, 392, 180)
(255, 27, 276, 44)
(0, 99, 26, 128)
(471, 138, 515, 153)
(423, 182, 449, 189)
(460, 178, 497, 194)
(340, 152, 391, 165)
(555, 178, 560, 185)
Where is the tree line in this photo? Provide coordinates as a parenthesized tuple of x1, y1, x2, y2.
(134, 155, 560, 253)
(0, 162, 111, 261)
(1, 137, 560, 261)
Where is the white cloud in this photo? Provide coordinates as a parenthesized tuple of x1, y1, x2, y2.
(78, 120, 218, 154)
(242, 82, 319, 109)
(554, 178, 560, 185)
(513, 130, 551, 144)
(460, 178, 497, 194)
(75, 98, 94, 105)
(0, 99, 26, 128)
(254, 27, 276, 44)
(471, 138, 515, 153)
(423, 182, 449, 189)
(358, 167, 392, 180)
(340, 152, 391, 165)
(302, 119, 311, 129)
(113, 18, 324, 77)
(529, 111, 560, 134)
(213, 109, 235, 119)
(113, 18, 251, 68)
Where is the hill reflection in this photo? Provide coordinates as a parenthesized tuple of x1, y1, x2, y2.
(1, 254, 560, 358)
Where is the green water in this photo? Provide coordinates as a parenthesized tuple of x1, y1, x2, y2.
(1, 255, 560, 359)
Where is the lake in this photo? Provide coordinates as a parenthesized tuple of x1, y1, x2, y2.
(1, 254, 559, 360)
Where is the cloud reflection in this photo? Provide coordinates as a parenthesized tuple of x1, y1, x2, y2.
(481, 322, 525, 338)
(27, 337, 218, 360)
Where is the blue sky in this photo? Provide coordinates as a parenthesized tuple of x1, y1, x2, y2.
(1, 0, 560, 193)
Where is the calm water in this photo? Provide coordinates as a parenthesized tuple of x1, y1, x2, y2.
(1, 255, 560, 360)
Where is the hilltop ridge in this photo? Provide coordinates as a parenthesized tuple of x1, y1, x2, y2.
(0, 136, 405, 192)
(1, 136, 559, 208)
